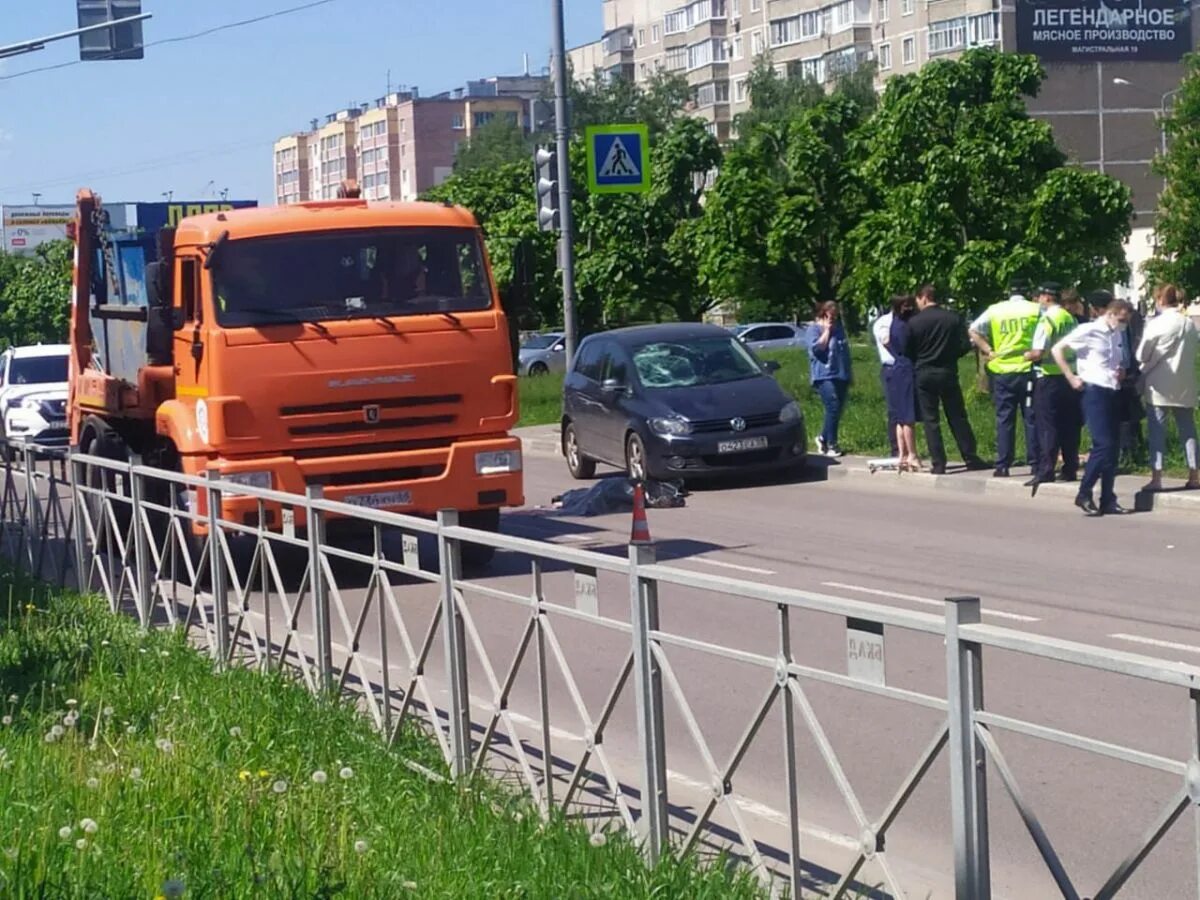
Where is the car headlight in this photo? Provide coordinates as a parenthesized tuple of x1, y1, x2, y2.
(649, 416, 691, 436)
(779, 401, 802, 424)
(5, 397, 26, 411)
(475, 449, 522, 475)
(221, 471, 272, 493)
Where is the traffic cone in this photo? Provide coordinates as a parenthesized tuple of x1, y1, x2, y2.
(630, 482, 652, 545)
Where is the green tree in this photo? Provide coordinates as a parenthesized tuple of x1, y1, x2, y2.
(0, 241, 72, 347)
(567, 69, 691, 137)
(1146, 53, 1200, 295)
(453, 117, 532, 174)
(845, 48, 1132, 315)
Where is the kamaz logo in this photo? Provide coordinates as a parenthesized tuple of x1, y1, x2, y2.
(328, 374, 416, 389)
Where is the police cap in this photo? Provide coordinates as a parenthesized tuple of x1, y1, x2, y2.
(1035, 281, 1061, 299)
(1087, 289, 1114, 310)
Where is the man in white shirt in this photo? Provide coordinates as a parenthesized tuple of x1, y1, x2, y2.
(1051, 298, 1134, 516)
(871, 309, 900, 457)
(1136, 284, 1200, 491)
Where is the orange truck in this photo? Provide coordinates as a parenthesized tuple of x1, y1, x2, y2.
(68, 183, 523, 565)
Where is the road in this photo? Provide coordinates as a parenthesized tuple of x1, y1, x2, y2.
(29, 450, 1200, 899)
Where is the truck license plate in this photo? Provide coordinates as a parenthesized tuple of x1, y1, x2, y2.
(717, 436, 768, 454)
(344, 490, 412, 510)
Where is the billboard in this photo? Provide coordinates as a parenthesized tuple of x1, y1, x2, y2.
(1015, 0, 1193, 62)
(1, 205, 74, 256)
(133, 200, 257, 236)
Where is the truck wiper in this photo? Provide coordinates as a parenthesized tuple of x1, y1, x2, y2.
(235, 306, 331, 335)
(438, 311, 462, 327)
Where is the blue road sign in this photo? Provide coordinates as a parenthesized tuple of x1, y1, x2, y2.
(586, 124, 650, 194)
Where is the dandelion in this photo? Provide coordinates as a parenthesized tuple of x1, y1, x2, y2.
(126, 725, 136, 735)
(65, 699, 78, 709)
(161, 878, 186, 898)
(44, 732, 58, 744)
(161, 651, 171, 659)
(353, 840, 368, 854)
(50, 724, 64, 738)
(129, 767, 142, 782)
(80, 819, 98, 835)
(63, 713, 77, 728)
(75, 838, 87, 851)
(589, 832, 607, 848)
(257, 769, 269, 779)
(311, 770, 327, 784)
(85, 777, 100, 790)
(23, 603, 34, 613)
(339, 766, 354, 780)
(57, 826, 72, 840)
(6, 694, 16, 704)
(272, 780, 288, 794)
(100, 640, 110, 647)
(228, 726, 242, 738)
(401, 882, 418, 891)
(102, 707, 113, 718)
(156, 738, 174, 754)
(138, 648, 147, 655)
(1, 716, 11, 726)
(237, 770, 251, 782)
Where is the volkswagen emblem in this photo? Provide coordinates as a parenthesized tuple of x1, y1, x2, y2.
(730, 417, 746, 432)
(363, 405, 381, 424)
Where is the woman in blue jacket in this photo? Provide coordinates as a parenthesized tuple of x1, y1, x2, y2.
(807, 301, 853, 458)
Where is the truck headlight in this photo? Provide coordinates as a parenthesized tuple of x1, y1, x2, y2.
(475, 450, 521, 475)
(649, 416, 691, 436)
(222, 471, 272, 493)
(780, 401, 802, 424)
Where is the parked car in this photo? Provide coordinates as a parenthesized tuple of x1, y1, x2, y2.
(734, 322, 809, 353)
(561, 324, 806, 482)
(518, 332, 567, 376)
(0, 344, 70, 452)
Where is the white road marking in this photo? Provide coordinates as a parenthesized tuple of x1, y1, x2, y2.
(821, 582, 1041, 623)
(690, 557, 778, 576)
(1109, 633, 1200, 655)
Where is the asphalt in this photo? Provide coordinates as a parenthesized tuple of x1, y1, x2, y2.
(35, 434, 1200, 900)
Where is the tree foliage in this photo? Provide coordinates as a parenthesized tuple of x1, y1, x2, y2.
(1146, 52, 1200, 295)
(0, 241, 72, 347)
(453, 117, 532, 174)
(844, 49, 1131, 315)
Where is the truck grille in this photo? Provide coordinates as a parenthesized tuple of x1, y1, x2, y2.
(289, 414, 456, 437)
(279, 394, 461, 417)
(691, 412, 780, 434)
(307, 464, 445, 487)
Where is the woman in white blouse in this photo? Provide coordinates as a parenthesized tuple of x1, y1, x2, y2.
(1136, 284, 1200, 491)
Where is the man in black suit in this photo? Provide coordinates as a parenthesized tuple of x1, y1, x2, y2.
(906, 284, 990, 475)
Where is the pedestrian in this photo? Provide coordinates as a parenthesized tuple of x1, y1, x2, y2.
(1025, 282, 1082, 494)
(969, 279, 1042, 477)
(882, 294, 922, 470)
(1051, 297, 1135, 516)
(1136, 284, 1200, 491)
(906, 285, 990, 475)
(1118, 298, 1147, 467)
(871, 305, 900, 457)
(1063, 287, 1087, 326)
(807, 301, 852, 459)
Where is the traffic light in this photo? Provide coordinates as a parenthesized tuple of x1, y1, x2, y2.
(534, 146, 560, 233)
(77, 0, 144, 60)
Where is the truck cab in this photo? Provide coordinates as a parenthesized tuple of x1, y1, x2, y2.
(69, 187, 522, 562)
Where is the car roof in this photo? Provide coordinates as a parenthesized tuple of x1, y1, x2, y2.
(9, 344, 69, 358)
(587, 323, 733, 347)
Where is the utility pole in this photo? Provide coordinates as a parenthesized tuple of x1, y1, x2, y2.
(550, 0, 579, 364)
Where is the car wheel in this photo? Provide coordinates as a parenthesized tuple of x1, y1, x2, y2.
(625, 432, 649, 483)
(529, 362, 549, 377)
(563, 422, 596, 479)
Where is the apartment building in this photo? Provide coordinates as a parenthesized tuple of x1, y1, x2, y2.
(273, 75, 547, 204)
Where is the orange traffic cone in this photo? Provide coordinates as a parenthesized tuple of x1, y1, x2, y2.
(630, 482, 652, 545)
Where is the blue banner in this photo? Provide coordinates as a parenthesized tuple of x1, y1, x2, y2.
(135, 200, 257, 236)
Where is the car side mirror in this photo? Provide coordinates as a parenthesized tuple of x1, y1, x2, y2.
(601, 378, 624, 393)
(762, 360, 781, 374)
(552, 344, 564, 352)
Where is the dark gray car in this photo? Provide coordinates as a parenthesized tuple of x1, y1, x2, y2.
(561, 323, 807, 482)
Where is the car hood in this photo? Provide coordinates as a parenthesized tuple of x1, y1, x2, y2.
(2, 384, 67, 403)
(645, 376, 789, 420)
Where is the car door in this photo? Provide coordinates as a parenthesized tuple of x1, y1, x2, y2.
(593, 346, 635, 464)
(740, 326, 770, 352)
(763, 325, 796, 351)
(563, 340, 609, 461)
(548, 337, 568, 373)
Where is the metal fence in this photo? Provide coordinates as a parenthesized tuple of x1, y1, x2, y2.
(4, 440, 1200, 899)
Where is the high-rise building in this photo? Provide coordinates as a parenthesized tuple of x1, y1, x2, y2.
(273, 75, 549, 205)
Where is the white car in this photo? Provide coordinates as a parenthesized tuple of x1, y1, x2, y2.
(0, 344, 70, 452)
(734, 322, 810, 353)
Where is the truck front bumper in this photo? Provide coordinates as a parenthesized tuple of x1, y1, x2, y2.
(186, 436, 524, 531)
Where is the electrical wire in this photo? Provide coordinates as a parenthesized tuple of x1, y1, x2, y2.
(0, 0, 341, 81)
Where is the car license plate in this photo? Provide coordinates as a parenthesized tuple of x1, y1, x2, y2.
(48, 421, 67, 431)
(344, 490, 412, 510)
(717, 436, 769, 454)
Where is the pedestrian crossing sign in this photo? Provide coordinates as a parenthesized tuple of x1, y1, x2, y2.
(585, 124, 650, 194)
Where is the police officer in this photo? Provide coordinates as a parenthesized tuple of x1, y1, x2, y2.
(969, 280, 1042, 477)
(1024, 282, 1081, 494)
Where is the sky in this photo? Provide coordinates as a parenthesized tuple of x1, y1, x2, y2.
(0, 0, 600, 208)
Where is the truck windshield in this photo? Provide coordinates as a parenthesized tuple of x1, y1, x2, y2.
(9, 355, 68, 385)
(212, 227, 493, 327)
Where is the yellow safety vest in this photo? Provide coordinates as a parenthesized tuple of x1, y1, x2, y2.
(985, 298, 1041, 375)
(1035, 306, 1077, 377)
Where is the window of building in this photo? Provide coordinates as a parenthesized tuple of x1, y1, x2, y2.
(901, 0, 913, 14)
(878, 41, 892, 70)
(688, 37, 728, 68)
(652, 23, 661, 43)
(640, 62, 649, 77)
(829, 0, 855, 32)
(732, 0, 741, 16)
(751, 0, 760, 10)
(735, 77, 749, 102)
(665, 46, 688, 70)
(902, 34, 915, 63)
(801, 56, 824, 83)
(693, 80, 730, 107)
(451, 114, 465, 130)
(731, 35, 743, 59)
(473, 111, 495, 127)
(968, 12, 997, 46)
(928, 16, 967, 55)
(877, 0, 889, 23)
(665, 8, 688, 34)
(638, 27, 646, 45)
(751, 28, 765, 55)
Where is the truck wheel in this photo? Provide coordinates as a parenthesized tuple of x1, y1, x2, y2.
(458, 508, 500, 570)
(79, 419, 133, 546)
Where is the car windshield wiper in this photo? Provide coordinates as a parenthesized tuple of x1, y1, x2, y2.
(233, 306, 331, 335)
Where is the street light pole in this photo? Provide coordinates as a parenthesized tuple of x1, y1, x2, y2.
(549, 0, 579, 364)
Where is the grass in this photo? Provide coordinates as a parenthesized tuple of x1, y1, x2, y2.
(516, 345, 1200, 476)
(0, 571, 767, 900)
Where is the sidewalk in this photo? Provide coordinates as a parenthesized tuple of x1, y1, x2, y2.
(516, 424, 1200, 517)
